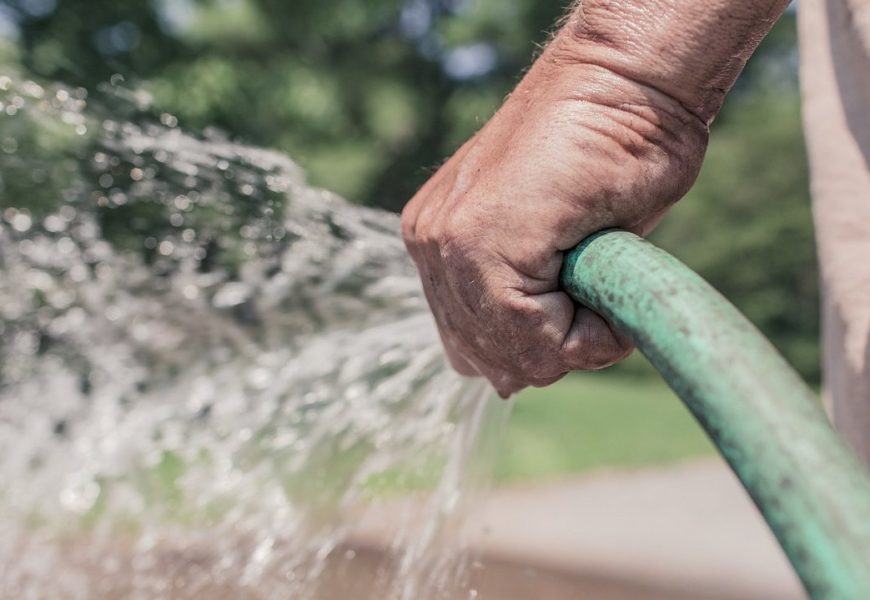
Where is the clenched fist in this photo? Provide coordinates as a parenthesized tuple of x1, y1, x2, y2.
(401, 32, 709, 397)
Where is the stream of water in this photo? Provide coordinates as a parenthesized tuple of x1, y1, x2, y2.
(0, 72, 508, 599)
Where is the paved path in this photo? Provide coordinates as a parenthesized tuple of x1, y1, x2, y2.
(465, 459, 805, 599)
(352, 459, 805, 599)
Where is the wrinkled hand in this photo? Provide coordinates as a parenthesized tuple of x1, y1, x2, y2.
(401, 36, 709, 397)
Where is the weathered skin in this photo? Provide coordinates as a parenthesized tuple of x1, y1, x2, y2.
(401, 0, 789, 396)
(800, 0, 870, 466)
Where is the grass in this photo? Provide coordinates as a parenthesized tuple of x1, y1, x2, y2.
(494, 364, 716, 484)
(82, 361, 720, 526)
(59, 363, 718, 532)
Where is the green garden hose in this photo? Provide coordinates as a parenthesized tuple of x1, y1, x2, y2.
(561, 230, 870, 599)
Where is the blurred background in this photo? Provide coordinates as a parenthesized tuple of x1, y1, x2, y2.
(0, 2, 817, 597)
(0, 0, 814, 485)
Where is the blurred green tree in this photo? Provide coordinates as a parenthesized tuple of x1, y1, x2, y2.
(0, 1, 819, 380)
(652, 88, 819, 381)
(3, 0, 571, 210)
(3, 1, 801, 204)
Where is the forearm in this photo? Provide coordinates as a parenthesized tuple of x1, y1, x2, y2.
(403, 1, 794, 395)
(552, 0, 791, 123)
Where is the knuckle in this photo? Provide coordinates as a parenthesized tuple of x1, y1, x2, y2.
(513, 346, 558, 381)
(417, 210, 449, 252)
(587, 344, 632, 370)
(402, 195, 451, 252)
(399, 192, 419, 228)
(585, 352, 619, 371)
(561, 334, 631, 371)
(504, 295, 544, 323)
(515, 355, 539, 379)
(616, 340, 635, 360)
(400, 215, 417, 247)
(439, 213, 479, 258)
(560, 334, 584, 358)
(529, 373, 567, 388)
(400, 203, 422, 255)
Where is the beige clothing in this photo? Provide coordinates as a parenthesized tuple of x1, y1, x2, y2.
(800, 0, 870, 464)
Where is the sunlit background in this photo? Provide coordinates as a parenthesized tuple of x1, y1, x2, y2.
(0, 2, 812, 598)
(0, 0, 815, 481)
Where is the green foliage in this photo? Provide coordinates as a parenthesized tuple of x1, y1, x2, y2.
(0, 68, 94, 217)
(498, 370, 714, 483)
(652, 87, 819, 381)
(3, 0, 571, 209)
(1, 3, 821, 380)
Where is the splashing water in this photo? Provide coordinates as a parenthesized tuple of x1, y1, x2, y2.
(0, 72, 509, 599)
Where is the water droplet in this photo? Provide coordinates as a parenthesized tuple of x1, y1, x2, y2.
(43, 215, 66, 233)
(22, 81, 44, 98)
(10, 213, 32, 232)
(56, 237, 75, 255)
(159, 113, 178, 128)
(248, 367, 273, 390)
(59, 478, 101, 514)
(1, 138, 18, 153)
(69, 263, 88, 282)
(182, 285, 199, 300)
(212, 282, 251, 308)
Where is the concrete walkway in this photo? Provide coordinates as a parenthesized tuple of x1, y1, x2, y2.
(465, 459, 804, 599)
